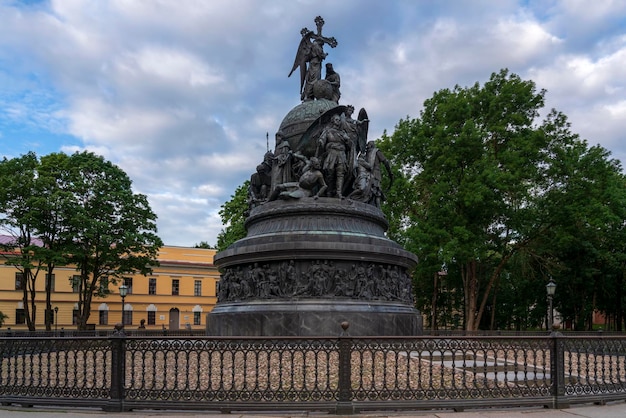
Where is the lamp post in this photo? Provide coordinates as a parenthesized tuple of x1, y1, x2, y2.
(54, 306, 58, 333)
(119, 284, 128, 326)
(546, 279, 557, 330)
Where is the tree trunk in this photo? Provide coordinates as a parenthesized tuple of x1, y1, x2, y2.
(490, 291, 497, 331)
(431, 272, 438, 331)
(463, 261, 479, 331)
(22, 278, 32, 331)
(618, 272, 624, 331)
(45, 267, 55, 331)
(26, 268, 37, 331)
(77, 272, 97, 331)
(476, 254, 512, 332)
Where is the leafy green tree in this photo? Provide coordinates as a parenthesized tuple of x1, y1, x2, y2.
(61, 152, 163, 330)
(216, 181, 249, 252)
(597, 182, 626, 330)
(1, 151, 163, 331)
(378, 69, 614, 330)
(539, 142, 626, 329)
(194, 241, 215, 249)
(0, 152, 45, 330)
(31, 153, 73, 330)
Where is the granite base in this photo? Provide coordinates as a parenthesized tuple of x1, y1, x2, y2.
(206, 300, 423, 336)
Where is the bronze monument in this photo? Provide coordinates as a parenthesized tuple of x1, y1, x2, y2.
(209, 17, 422, 336)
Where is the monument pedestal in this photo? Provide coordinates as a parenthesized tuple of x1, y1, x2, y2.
(209, 198, 422, 336)
(207, 299, 422, 336)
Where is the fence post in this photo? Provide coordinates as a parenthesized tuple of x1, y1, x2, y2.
(336, 321, 354, 415)
(105, 323, 126, 412)
(549, 331, 569, 409)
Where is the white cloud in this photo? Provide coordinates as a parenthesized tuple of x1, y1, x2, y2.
(492, 16, 563, 60)
(555, 0, 626, 23)
(526, 35, 626, 156)
(117, 47, 224, 88)
(195, 184, 225, 197)
(605, 100, 626, 117)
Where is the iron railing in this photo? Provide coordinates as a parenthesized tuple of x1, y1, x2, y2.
(1, 329, 626, 413)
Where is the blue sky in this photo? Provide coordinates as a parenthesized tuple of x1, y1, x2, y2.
(1, 0, 626, 246)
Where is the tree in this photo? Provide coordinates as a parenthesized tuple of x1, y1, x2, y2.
(61, 152, 163, 330)
(30, 153, 73, 330)
(378, 69, 623, 330)
(0, 152, 45, 330)
(0, 151, 163, 331)
(216, 181, 249, 252)
(596, 173, 626, 330)
(194, 241, 215, 249)
(539, 141, 626, 329)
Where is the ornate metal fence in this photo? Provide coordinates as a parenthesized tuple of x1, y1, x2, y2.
(1, 331, 626, 413)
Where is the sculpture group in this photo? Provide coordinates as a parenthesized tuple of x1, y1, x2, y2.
(250, 17, 392, 211)
(211, 16, 421, 336)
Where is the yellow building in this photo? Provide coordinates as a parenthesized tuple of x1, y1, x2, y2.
(0, 245, 219, 331)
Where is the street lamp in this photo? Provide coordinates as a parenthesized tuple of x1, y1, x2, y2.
(54, 306, 58, 332)
(546, 279, 557, 330)
(119, 284, 128, 326)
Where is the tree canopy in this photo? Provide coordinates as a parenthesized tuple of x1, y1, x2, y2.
(194, 241, 215, 249)
(0, 152, 43, 330)
(0, 151, 163, 330)
(216, 181, 249, 252)
(378, 69, 626, 331)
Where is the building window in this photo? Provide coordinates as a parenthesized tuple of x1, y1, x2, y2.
(194, 311, 201, 325)
(72, 310, 79, 325)
(194, 280, 202, 296)
(72, 275, 81, 293)
(46, 273, 55, 292)
(123, 277, 133, 294)
(15, 272, 25, 290)
(149, 278, 157, 295)
(122, 310, 133, 326)
(99, 310, 108, 325)
(15, 309, 25, 324)
(172, 279, 179, 296)
(99, 276, 109, 295)
(147, 311, 156, 325)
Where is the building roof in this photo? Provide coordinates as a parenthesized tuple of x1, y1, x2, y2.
(0, 235, 43, 247)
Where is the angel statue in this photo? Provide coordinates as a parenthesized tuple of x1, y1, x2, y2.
(288, 16, 338, 101)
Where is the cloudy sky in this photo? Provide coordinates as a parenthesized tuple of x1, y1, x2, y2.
(1, 0, 625, 247)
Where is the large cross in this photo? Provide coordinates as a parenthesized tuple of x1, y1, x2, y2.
(310, 16, 337, 48)
(288, 16, 338, 99)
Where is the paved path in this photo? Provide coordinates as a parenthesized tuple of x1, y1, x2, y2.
(2, 402, 626, 418)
